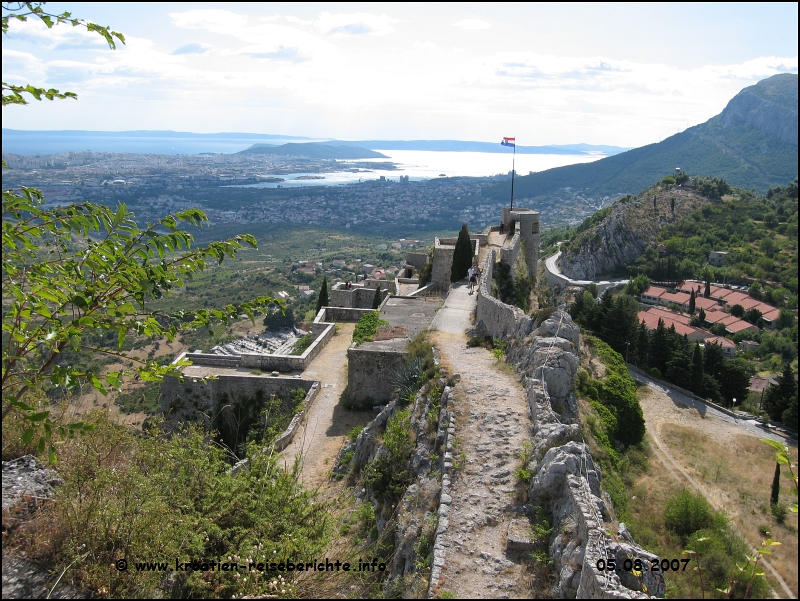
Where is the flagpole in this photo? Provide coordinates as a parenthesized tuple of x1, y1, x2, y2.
(510, 141, 515, 210)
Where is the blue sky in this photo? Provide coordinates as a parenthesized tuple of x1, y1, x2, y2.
(2, 2, 797, 147)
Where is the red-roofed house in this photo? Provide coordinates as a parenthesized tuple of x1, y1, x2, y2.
(647, 307, 692, 325)
(694, 296, 720, 312)
(638, 311, 710, 342)
(703, 336, 737, 358)
(719, 291, 750, 307)
(641, 286, 669, 304)
(725, 319, 759, 335)
(660, 290, 691, 311)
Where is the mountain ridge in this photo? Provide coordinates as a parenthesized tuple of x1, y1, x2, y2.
(484, 74, 798, 199)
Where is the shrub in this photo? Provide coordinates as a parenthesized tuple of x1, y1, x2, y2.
(352, 311, 388, 345)
(348, 425, 364, 442)
(27, 414, 332, 598)
(290, 332, 314, 355)
(362, 409, 414, 503)
(664, 488, 724, 538)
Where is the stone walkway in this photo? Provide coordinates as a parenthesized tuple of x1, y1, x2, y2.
(280, 323, 373, 489)
(431, 283, 533, 598)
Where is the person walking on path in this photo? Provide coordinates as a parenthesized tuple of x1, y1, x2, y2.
(468, 266, 476, 294)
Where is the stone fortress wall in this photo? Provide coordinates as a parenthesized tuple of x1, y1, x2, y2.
(475, 249, 525, 338)
(330, 278, 395, 309)
(505, 312, 664, 598)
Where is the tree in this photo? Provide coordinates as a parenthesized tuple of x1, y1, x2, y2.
(372, 283, 382, 309)
(316, 275, 329, 314)
(3, 2, 125, 106)
(730, 304, 745, 318)
(771, 462, 781, 506)
(2, 5, 277, 457)
(689, 289, 696, 314)
(775, 308, 795, 330)
(450, 223, 473, 283)
(691, 343, 704, 395)
(763, 363, 797, 422)
(744, 308, 763, 326)
(704, 278, 711, 298)
(718, 359, 753, 408)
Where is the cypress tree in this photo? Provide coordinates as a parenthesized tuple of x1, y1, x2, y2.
(316, 276, 329, 314)
(770, 462, 781, 506)
(636, 322, 650, 367)
(691, 343, 704, 395)
(450, 224, 473, 283)
(698, 307, 706, 324)
(372, 284, 382, 310)
(704, 279, 711, 298)
(689, 289, 696, 314)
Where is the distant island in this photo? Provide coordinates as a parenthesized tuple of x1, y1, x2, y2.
(238, 142, 388, 160)
(1, 129, 624, 157)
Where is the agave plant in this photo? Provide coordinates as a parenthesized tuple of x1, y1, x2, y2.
(392, 355, 425, 402)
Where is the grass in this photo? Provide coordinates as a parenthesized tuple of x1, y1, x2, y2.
(5, 413, 333, 599)
(659, 423, 798, 594)
(624, 420, 798, 598)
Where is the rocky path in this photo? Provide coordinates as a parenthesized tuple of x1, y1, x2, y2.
(430, 283, 533, 598)
(280, 323, 372, 489)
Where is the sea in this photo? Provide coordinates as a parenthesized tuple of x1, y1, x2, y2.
(236, 150, 604, 188)
(1, 130, 605, 186)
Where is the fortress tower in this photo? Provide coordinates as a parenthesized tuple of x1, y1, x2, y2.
(502, 207, 540, 279)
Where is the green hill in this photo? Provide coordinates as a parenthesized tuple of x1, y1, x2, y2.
(486, 74, 798, 200)
(238, 142, 387, 159)
(562, 176, 798, 306)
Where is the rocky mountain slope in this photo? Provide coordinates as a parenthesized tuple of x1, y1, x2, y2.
(484, 74, 798, 200)
(558, 184, 711, 280)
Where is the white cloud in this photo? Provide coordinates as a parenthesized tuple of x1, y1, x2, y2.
(413, 41, 438, 51)
(172, 43, 214, 55)
(452, 19, 492, 30)
(170, 9, 338, 63)
(315, 12, 399, 37)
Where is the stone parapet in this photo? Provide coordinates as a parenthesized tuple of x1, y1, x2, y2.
(506, 312, 664, 598)
(475, 249, 524, 338)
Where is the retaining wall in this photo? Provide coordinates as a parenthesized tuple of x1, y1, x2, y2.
(508, 313, 665, 598)
(159, 374, 318, 433)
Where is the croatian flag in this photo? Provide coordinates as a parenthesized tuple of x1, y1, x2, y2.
(501, 137, 515, 147)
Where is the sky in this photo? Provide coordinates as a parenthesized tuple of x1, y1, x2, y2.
(2, 2, 797, 148)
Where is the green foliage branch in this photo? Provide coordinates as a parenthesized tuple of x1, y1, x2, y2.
(2, 1, 125, 106)
(2, 189, 279, 459)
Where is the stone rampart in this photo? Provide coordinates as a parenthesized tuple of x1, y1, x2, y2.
(330, 283, 391, 308)
(507, 312, 664, 599)
(500, 232, 521, 267)
(475, 250, 524, 338)
(315, 306, 369, 323)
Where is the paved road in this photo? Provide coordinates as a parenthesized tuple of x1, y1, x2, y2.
(544, 250, 629, 291)
(630, 367, 796, 445)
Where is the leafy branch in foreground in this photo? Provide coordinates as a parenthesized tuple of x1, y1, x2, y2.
(2, 1, 125, 106)
(2, 188, 280, 459)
